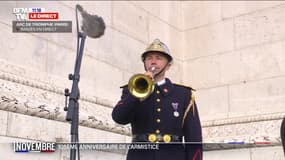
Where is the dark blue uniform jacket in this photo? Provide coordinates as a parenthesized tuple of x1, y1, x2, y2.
(112, 78, 203, 160)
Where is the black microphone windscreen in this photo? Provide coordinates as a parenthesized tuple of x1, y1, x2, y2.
(77, 4, 106, 38)
(81, 13, 105, 38)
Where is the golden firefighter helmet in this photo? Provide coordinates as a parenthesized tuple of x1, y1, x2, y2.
(141, 39, 173, 62)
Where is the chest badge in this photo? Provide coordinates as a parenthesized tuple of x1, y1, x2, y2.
(163, 88, 168, 93)
(171, 102, 180, 117)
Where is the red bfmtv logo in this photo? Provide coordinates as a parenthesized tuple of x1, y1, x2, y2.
(13, 7, 59, 20)
(29, 12, 59, 20)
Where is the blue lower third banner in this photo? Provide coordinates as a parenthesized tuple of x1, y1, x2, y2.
(11, 142, 278, 153)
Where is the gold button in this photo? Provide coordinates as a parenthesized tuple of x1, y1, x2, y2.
(163, 134, 171, 143)
(156, 90, 160, 94)
(156, 119, 161, 123)
(155, 130, 160, 134)
(156, 98, 160, 102)
(148, 134, 157, 142)
(157, 108, 161, 112)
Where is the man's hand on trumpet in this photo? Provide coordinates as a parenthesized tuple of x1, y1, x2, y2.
(144, 66, 156, 81)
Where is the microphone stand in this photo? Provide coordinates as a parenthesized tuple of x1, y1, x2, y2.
(64, 31, 86, 160)
(64, 4, 105, 160)
(64, 5, 87, 160)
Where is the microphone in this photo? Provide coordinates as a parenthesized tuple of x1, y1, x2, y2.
(76, 4, 105, 38)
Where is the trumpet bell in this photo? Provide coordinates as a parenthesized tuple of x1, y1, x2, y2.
(128, 74, 155, 100)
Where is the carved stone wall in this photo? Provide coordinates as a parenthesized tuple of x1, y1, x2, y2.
(182, 1, 285, 159)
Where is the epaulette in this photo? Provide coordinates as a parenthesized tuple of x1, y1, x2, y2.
(181, 84, 197, 127)
(174, 83, 196, 91)
(120, 84, 128, 89)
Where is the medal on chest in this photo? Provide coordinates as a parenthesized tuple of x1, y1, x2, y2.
(171, 102, 179, 117)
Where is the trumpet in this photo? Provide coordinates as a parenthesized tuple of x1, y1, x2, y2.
(128, 67, 155, 101)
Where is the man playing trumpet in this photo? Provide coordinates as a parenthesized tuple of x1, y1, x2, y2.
(112, 39, 203, 160)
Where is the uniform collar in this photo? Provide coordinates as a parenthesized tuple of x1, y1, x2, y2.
(156, 78, 174, 96)
(156, 78, 166, 86)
